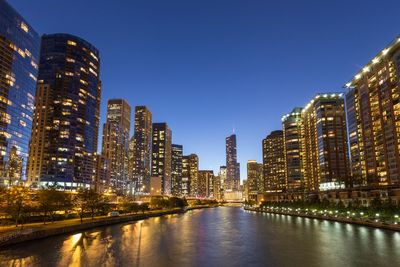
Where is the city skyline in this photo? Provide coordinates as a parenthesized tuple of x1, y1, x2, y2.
(7, 0, 400, 179)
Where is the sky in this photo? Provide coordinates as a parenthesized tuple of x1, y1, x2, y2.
(8, 0, 400, 180)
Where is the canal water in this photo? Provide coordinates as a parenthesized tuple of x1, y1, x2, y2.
(1, 207, 399, 267)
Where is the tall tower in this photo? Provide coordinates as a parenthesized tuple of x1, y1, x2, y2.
(171, 144, 183, 196)
(263, 131, 285, 192)
(282, 107, 303, 191)
(28, 34, 101, 186)
(0, 0, 40, 184)
(247, 160, 263, 201)
(226, 134, 239, 190)
(181, 156, 190, 196)
(188, 154, 199, 197)
(151, 123, 172, 195)
(131, 106, 152, 193)
(101, 99, 131, 193)
(346, 38, 400, 187)
(301, 93, 350, 191)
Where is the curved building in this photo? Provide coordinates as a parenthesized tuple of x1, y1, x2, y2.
(27, 34, 101, 186)
(0, 0, 40, 184)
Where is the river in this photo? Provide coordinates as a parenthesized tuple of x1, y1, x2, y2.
(1, 207, 399, 267)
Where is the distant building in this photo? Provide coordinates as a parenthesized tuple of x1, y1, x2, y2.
(282, 108, 303, 191)
(301, 93, 350, 191)
(182, 156, 190, 196)
(130, 106, 152, 193)
(226, 134, 239, 190)
(0, 0, 40, 184)
(171, 144, 183, 196)
(27, 34, 101, 186)
(102, 99, 131, 193)
(247, 160, 263, 201)
(198, 170, 214, 198)
(188, 154, 199, 197)
(213, 175, 222, 200)
(219, 166, 227, 192)
(151, 123, 172, 195)
(263, 131, 285, 192)
(94, 154, 110, 193)
(346, 38, 400, 187)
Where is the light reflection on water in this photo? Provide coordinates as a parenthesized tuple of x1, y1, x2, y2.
(0, 207, 399, 267)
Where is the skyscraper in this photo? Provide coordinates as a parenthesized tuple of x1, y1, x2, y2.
(0, 0, 40, 184)
(226, 134, 239, 190)
(101, 99, 131, 193)
(131, 106, 152, 193)
(151, 123, 172, 195)
(301, 93, 350, 191)
(171, 144, 183, 196)
(28, 34, 101, 186)
(198, 170, 214, 198)
(263, 131, 285, 192)
(247, 160, 263, 201)
(346, 37, 400, 187)
(282, 107, 303, 191)
(181, 155, 190, 196)
(188, 154, 199, 197)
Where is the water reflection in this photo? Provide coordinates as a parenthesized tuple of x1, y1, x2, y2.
(0, 207, 398, 267)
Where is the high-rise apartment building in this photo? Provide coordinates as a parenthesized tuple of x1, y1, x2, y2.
(263, 130, 285, 192)
(0, 0, 40, 184)
(28, 34, 101, 186)
(282, 107, 303, 191)
(188, 154, 199, 197)
(182, 156, 190, 196)
(171, 144, 183, 196)
(301, 93, 350, 191)
(151, 123, 172, 195)
(101, 99, 131, 193)
(131, 106, 152, 193)
(346, 38, 400, 187)
(198, 170, 214, 198)
(226, 134, 239, 190)
(247, 160, 263, 201)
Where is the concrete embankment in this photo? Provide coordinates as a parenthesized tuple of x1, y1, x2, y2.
(0, 207, 208, 248)
(244, 207, 400, 231)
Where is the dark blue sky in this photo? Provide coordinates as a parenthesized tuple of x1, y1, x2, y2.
(9, 0, 400, 180)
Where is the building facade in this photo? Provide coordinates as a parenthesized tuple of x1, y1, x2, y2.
(187, 154, 199, 197)
(263, 130, 285, 192)
(226, 134, 240, 190)
(346, 38, 400, 187)
(27, 34, 101, 186)
(101, 99, 131, 193)
(247, 160, 263, 201)
(282, 107, 303, 191)
(301, 93, 350, 192)
(171, 144, 183, 196)
(0, 0, 40, 184)
(151, 123, 172, 195)
(131, 106, 152, 193)
(182, 155, 190, 196)
(198, 170, 214, 198)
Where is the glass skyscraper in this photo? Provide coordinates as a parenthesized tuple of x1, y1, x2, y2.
(27, 34, 101, 186)
(0, 0, 40, 184)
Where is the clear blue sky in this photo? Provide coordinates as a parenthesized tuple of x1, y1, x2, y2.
(9, 0, 400, 180)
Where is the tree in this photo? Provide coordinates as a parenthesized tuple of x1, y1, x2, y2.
(2, 186, 32, 227)
(37, 189, 67, 224)
(74, 189, 103, 222)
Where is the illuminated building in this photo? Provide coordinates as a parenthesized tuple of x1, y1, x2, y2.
(0, 0, 40, 184)
(263, 130, 285, 192)
(345, 37, 400, 187)
(181, 156, 190, 196)
(94, 154, 110, 193)
(198, 170, 214, 198)
(171, 144, 183, 196)
(247, 160, 263, 201)
(188, 154, 199, 197)
(131, 106, 152, 193)
(213, 175, 222, 200)
(101, 99, 131, 193)
(151, 123, 172, 195)
(301, 93, 350, 191)
(282, 107, 303, 191)
(226, 134, 240, 190)
(27, 34, 101, 186)
(219, 166, 227, 195)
